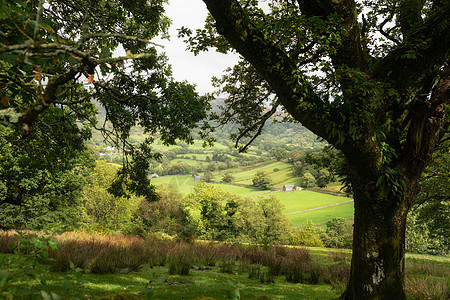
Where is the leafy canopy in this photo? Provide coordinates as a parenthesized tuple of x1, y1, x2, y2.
(0, 0, 211, 200)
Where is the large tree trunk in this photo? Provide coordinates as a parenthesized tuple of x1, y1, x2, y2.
(341, 179, 410, 299)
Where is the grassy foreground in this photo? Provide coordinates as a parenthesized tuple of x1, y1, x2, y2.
(0, 252, 341, 299)
(0, 231, 448, 299)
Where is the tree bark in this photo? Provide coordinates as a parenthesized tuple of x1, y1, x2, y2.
(341, 176, 409, 299)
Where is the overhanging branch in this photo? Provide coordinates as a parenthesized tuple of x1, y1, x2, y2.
(202, 0, 332, 141)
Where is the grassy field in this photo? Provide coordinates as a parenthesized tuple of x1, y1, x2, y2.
(0, 252, 341, 300)
(287, 202, 354, 227)
(1, 233, 448, 300)
(176, 183, 270, 196)
(231, 161, 292, 185)
(215, 184, 270, 196)
(169, 158, 205, 166)
(152, 175, 196, 190)
(150, 175, 354, 227)
(272, 191, 351, 213)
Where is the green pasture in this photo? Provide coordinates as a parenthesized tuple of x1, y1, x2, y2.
(152, 175, 196, 190)
(287, 202, 354, 227)
(271, 168, 297, 188)
(175, 183, 270, 196)
(232, 161, 292, 184)
(273, 191, 351, 213)
(214, 184, 270, 196)
(170, 158, 205, 166)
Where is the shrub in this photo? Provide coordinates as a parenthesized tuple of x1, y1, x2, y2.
(322, 261, 350, 291)
(252, 171, 273, 190)
(322, 218, 353, 249)
(221, 173, 234, 183)
(289, 228, 324, 247)
(280, 247, 313, 284)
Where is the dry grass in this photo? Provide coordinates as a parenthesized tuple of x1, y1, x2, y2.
(0, 230, 18, 253)
(1, 229, 448, 299)
(405, 277, 449, 300)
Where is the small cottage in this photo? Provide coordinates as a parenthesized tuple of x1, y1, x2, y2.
(283, 184, 296, 192)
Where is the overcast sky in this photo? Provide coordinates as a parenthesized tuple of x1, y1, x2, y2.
(155, 0, 240, 95)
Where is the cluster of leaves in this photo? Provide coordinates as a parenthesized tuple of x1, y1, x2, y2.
(0, 111, 94, 229)
(289, 218, 353, 249)
(252, 170, 273, 190)
(79, 161, 144, 233)
(0, 0, 211, 201)
(184, 183, 291, 244)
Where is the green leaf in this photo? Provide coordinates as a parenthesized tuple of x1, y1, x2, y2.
(62, 280, 71, 290)
(100, 64, 110, 76)
(99, 47, 112, 59)
(1, 53, 18, 66)
(376, 175, 384, 187)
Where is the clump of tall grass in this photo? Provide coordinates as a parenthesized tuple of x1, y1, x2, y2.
(405, 277, 449, 299)
(167, 242, 195, 275)
(322, 261, 350, 292)
(328, 251, 351, 263)
(54, 232, 175, 273)
(406, 258, 450, 277)
(0, 230, 21, 253)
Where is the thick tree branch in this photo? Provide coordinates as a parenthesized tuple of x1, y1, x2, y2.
(202, 0, 332, 142)
(399, 0, 425, 41)
(400, 64, 449, 201)
(370, 2, 450, 108)
(298, 0, 368, 72)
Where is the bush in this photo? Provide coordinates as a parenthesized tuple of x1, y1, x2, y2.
(252, 171, 273, 190)
(221, 173, 234, 183)
(290, 219, 324, 247)
(322, 218, 353, 249)
(289, 229, 324, 247)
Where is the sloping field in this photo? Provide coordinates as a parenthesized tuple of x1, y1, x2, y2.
(274, 190, 351, 213)
(169, 158, 204, 166)
(271, 168, 297, 188)
(233, 161, 292, 184)
(215, 184, 269, 196)
(152, 175, 196, 190)
(287, 202, 354, 227)
(177, 183, 271, 196)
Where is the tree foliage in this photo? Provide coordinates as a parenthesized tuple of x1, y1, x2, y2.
(252, 170, 273, 190)
(0, 109, 94, 229)
(80, 161, 143, 232)
(0, 0, 211, 200)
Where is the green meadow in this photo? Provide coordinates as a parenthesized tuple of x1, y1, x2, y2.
(273, 190, 352, 213)
(150, 171, 355, 228)
(287, 202, 355, 227)
(152, 175, 196, 190)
